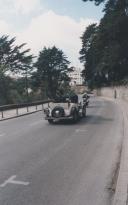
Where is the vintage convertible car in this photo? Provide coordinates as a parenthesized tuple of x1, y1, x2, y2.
(43, 95, 87, 124)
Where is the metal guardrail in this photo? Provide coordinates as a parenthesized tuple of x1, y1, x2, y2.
(0, 99, 53, 119)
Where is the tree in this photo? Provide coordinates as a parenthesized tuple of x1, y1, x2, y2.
(80, 24, 103, 88)
(0, 35, 34, 104)
(0, 35, 33, 74)
(34, 46, 71, 99)
(80, 0, 128, 87)
(82, 0, 104, 5)
(82, 0, 127, 7)
(97, 0, 128, 83)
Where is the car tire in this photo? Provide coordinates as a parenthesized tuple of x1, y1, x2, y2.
(48, 119, 54, 124)
(82, 106, 86, 117)
(52, 106, 64, 118)
(86, 101, 89, 107)
(72, 111, 79, 123)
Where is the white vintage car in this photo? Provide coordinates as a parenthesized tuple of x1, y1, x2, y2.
(43, 95, 87, 124)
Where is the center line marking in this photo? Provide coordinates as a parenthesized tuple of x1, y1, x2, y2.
(30, 120, 45, 126)
(0, 133, 5, 137)
(0, 175, 29, 187)
(75, 129, 87, 133)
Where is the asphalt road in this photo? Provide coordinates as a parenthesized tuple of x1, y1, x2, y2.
(0, 97, 123, 205)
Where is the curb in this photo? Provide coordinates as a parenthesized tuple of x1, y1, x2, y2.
(100, 97, 128, 204)
(0, 109, 43, 121)
(101, 96, 128, 205)
(113, 100, 128, 205)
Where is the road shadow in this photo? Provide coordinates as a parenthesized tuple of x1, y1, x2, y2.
(49, 120, 78, 126)
(80, 114, 113, 125)
(87, 105, 102, 108)
(47, 114, 113, 126)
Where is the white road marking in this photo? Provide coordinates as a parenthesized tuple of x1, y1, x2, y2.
(0, 175, 29, 187)
(75, 129, 87, 133)
(30, 119, 45, 126)
(0, 133, 5, 137)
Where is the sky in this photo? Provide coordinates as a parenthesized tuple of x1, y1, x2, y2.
(0, 0, 104, 68)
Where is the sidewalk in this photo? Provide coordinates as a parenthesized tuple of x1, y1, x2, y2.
(0, 104, 44, 121)
(102, 97, 128, 205)
(113, 99, 128, 205)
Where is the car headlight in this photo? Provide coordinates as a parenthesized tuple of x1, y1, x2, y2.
(71, 107, 76, 114)
(71, 107, 76, 111)
(64, 109, 70, 116)
(44, 108, 50, 116)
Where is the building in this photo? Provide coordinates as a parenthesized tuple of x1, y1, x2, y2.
(68, 67, 83, 86)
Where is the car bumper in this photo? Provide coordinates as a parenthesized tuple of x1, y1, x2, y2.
(45, 116, 73, 120)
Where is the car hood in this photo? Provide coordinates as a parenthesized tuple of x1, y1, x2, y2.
(48, 102, 74, 110)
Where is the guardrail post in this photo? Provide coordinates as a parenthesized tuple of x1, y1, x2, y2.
(0, 100, 51, 119)
(16, 108, 19, 116)
(1, 111, 4, 118)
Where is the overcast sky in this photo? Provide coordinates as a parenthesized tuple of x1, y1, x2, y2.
(0, 0, 104, 68)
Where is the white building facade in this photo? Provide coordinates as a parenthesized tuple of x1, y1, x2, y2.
(68, 67, 83, 85)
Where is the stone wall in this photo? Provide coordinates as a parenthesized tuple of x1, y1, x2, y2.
(71, 85, 87, 94)
(97, 86, 128, 102)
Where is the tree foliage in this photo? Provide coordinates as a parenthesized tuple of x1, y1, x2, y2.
(0, 35, 72, 104)
(82, 0, 105, 6)
(0, 35, 33, 74)
(34, 46, 71, 98)
(0, 35, 34, 105)
(80, 0, 128, 88)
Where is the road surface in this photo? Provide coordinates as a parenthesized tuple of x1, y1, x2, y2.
(0, 97, 123, 205)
